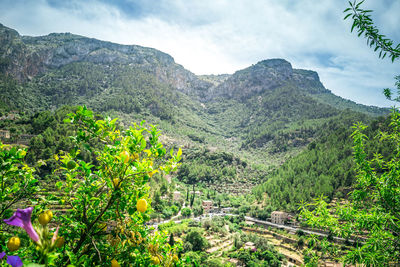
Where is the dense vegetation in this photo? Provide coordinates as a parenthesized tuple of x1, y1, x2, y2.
(0, 106, 183, 266)
(177, 148, 267, 194)
(299, 1, 400, 265)
(1, 17, 398, 265)
(251, 111, 395, 212)
(158, 216, 284, 266)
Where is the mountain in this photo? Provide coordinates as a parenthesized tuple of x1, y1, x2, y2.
(200, 59, 386, 152)
(0, 23, 389, 194)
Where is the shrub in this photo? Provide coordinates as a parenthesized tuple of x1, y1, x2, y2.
(184, 228, 208, 251)
(171, 205, 179, 214)
(181, 207, 192, 217)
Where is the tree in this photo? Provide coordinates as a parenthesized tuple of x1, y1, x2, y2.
(344, 1, 400, 62)
(169, 233, 175, 247)
(300, 117, 400, 265)
(0, 106, 184, 266)
(184, 228, 208, 251)
(181, 207, 192, 217)
(299, 2, 400, 265)
(53, 106, 182, 266)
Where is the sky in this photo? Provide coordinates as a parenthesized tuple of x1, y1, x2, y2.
(0, 0, 399, 107)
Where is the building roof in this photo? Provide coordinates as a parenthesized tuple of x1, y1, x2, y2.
(272, 211, 287, 215)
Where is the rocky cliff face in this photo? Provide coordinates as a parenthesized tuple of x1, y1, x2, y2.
(0, 23, 211, 96)
(0, 23, 42, 80)
(0, 23, 386, 119)
(0, 23, 330, 103)
(207, 59, 326, 101)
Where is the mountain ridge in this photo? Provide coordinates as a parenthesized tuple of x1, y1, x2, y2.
(0, 22, 388, 115)
(0, 23, 212, 98)
(0, 22, 389, 155)
(0, 22, 391, 197)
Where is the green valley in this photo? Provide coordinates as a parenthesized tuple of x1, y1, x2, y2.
(0, 21, 397, 266)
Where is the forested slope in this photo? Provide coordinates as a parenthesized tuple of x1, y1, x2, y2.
(252, 111, 393, 212)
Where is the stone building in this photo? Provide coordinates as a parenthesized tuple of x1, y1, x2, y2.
(271, 211, 288, 225)
(202, 200, 213, 213)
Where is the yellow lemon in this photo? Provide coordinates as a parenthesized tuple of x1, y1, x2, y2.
(55, 236, 65, 248)
(136, 199, 148, 213)
(148, 170, 158, 177)
(113, 178, 120, 188)
(120, 151, 130, 163)
(7, 237, 20, 251)
(111, 259, 120, 267)
(39, 211, 52, 225)
(45, 210, 53, 221)
(151, 256, 160, 265)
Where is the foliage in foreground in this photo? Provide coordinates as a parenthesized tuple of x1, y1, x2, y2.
(300, 110, 400, 266)
(0, 106, 184, 266)
(0, 143, 37, 221)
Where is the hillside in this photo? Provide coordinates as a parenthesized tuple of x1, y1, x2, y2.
(0, 23, 389, 194)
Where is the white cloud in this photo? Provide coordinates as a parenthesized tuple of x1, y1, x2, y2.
(0, 0, 399, 107)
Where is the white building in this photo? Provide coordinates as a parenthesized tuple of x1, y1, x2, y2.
(271, 211, 288, 225)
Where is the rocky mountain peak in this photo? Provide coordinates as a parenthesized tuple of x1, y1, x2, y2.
(257, 58, 292, 70)
(0, 23, 20, 39)
(207, 58, 326, 101)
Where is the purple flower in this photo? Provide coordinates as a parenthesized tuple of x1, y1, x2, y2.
(4, 207, 39, 242)
(0, 253, 23, 267)
(7, 255, 23, 267)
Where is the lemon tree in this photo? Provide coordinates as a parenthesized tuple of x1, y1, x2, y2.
(52, 106, 182, 266)
(0, 142, 38, 248)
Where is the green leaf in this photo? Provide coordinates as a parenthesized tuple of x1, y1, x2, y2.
(344, 13, 352, 20)
(351, 21, 357, 32)
(140, 138, 146, 150)
(128, 206, 136, 215)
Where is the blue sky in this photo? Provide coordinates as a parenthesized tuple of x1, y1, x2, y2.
(0, 0, 399, 107)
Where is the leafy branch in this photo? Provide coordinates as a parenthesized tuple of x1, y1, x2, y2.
(344, 0, 400, 62)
